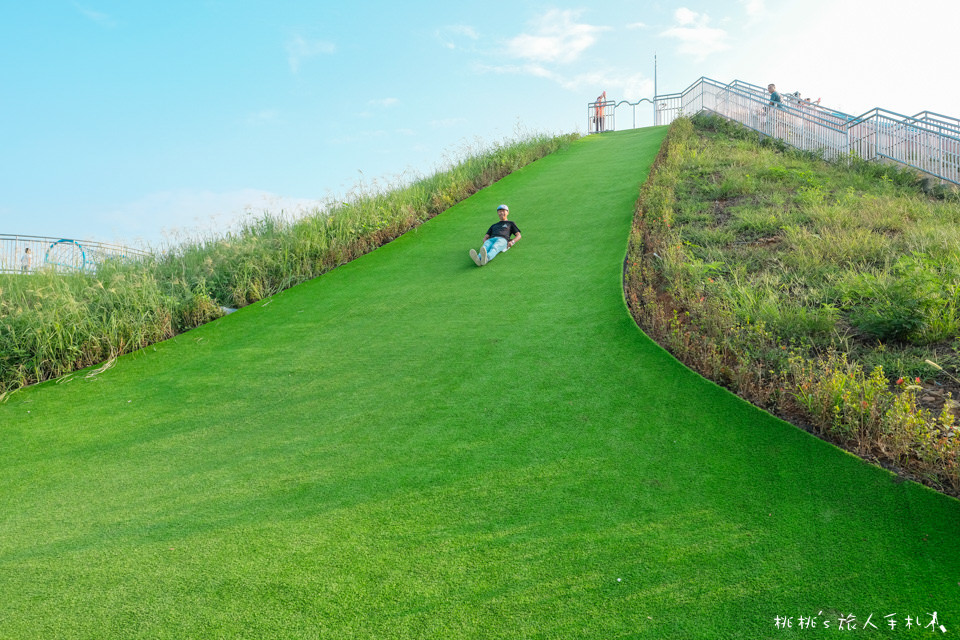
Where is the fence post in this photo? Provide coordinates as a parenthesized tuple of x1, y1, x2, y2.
(874, 116, 879, 161)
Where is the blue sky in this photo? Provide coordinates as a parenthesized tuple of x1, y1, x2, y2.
(2, 1, 957, 248)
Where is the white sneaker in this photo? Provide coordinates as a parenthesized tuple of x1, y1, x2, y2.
(469, 249, 481, 266)
(479, 246, 489, 266)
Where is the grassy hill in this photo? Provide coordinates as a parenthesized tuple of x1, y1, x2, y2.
(1, 127, 958, 639)
(627, 115, 960, 495)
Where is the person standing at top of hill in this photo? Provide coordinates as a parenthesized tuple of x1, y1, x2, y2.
(768, 83, 782, 108)
(20, 247, 32, 273)
(594, 91, 607, 132)
(469, 204, 521, 267)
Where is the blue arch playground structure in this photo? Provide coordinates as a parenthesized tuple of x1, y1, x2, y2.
(0, 234, 148, 274)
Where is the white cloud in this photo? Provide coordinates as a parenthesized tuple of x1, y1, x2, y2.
(553, 70, 653, 98)
(73, 3, 117, 28)
(368, 98, 399, 108)
(470, 10, 659, 99)
(619, 75, 655, 101)
(285, 35, 336, 73)
(477, 61, 652, 100)
(674, 7, 700, 26)
(521, 64, 554, 79)
(505, 9, 610, 64)
(485, 9, 623, 93)
(739, 0, 766, 18)
(660, 8, 730, 61)
(437, 24, 479, 50)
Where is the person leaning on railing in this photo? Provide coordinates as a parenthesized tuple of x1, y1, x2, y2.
(767, 83, 782, 109)
(595, 91, 607, 132)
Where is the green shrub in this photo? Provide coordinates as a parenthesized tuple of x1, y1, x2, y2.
(625, 116, 960, 496)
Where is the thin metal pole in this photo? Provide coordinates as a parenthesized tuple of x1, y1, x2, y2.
(654, 54, 658, 125)
(874, 116, 879, 160)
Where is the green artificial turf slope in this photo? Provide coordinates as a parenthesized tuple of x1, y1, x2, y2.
(1, 127, 958, 639)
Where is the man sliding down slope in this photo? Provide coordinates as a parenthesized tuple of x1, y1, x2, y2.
(469, 204, 522, 266)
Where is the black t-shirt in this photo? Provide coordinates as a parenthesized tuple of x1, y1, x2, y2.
(486, 220, 521, 240)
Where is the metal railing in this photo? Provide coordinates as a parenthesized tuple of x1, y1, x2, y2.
(587, 100, 616, 133)
(587, 98, 657, 133)
(0, 234, 150, 275)
(651, 77, 960, 185)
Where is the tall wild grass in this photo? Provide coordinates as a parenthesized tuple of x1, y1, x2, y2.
(1, 132, 577, 399)
(625, 115, 960, 495)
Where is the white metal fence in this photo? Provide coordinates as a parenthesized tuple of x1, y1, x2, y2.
(0, 234, 149, 275)
(587, 99, 616, 133)
(651, 77, 960, 185)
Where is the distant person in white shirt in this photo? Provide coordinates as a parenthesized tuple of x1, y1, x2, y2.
(20, 247, 32, 273)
